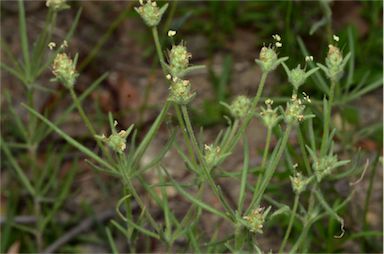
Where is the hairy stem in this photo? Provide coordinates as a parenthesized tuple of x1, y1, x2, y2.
(279, 194, 300, 253)
(320, 80, 336, 155)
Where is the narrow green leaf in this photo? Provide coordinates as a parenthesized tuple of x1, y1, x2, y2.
(237, 137, 249, 213)
(106, 227, 119, 254)
(18, 0, 31, 79)
(162, 167, 230, 221)
(23, 103, 115, 172)
(0, 136, 35, 196)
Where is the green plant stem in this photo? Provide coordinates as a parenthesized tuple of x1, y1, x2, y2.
(247, 124, 292, 213)
(181, 105, 234, 219)
(289, 221, 311, 254)
(279, 194, 300, 253)
(320, 80, 336, 155)
(125, 181, 160, 234)
(69, 88, 97, 137)
(69, 88, 111, 160)
(261, 127, 272, 169)
(227, 72, 268, 152)
(152, 27, 167, 73)
(221, 119, 239, 153)
(362, 155, 380, 230)
(132, 101, 171, 166)
(174, 105, 197, 164)
(254, 127, 272, 195)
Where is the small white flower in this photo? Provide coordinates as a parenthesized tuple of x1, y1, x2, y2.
(60, 40, 68, 49)
(305, 55, 314, 62)
(168, 30, 176, 37)
(275, 42, 282, 48)
(139, 0, 144, 5)
(265, 98, 273, 105)
(333, 34, 340, 42)
(48, 42, 56, 50)
(166, 74, 172, 80)
(272, 34, 281, 41)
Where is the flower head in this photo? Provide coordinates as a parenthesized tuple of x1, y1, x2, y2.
(243, 206, 271, 234)
(312, 154, 350, 182)
(168, 43, 192, 78)
(135, 0, 168, 27)
(259, 99, 281, 129)
(204, 144, 221, 169)
(95, 122, 134, 154)
(255, 45, 288, 73)
(284, 94, 307, 124)
(229, 96, 252, 119)
(52, 52, 78, 89)
(282, 63, 319, 91)
(290, 172, 309, 194)
(46, 0, 69, 11)
(317, 44, 350, 82)
(168, 79, 195, 105)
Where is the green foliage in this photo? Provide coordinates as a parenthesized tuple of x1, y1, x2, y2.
(1, 0, 382, 253)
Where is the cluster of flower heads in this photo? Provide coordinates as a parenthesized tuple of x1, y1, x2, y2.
(243, 206, 271, 234)
(165, 32, 196, 104)
(134, 0, 168, 27)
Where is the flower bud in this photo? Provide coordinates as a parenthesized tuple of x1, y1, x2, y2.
(204, 144, 221, 169)
(52, 53, 78, 89)
(260, 99, 280, 129)
(243, 206, 270, 234)
(229, 96, 252, 119)
(169, 44, 192, 77)
(289, 172, 309, 194)
(288, 65, 306, 89)
(46, 0, 69, 11)
(282, 63, 319, 91)
(134, 0, 168, 27)
(168, 79, 195, 105)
